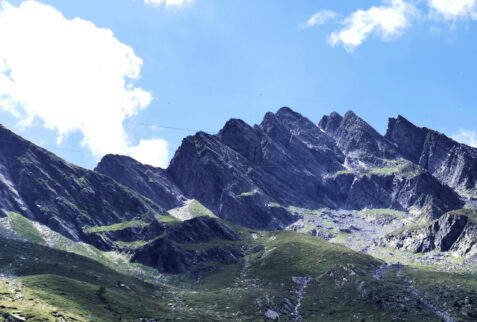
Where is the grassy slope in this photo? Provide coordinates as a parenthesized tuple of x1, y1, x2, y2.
(403, 268, 477, 319)
(87, 220, 149, 233)
(0, 211, 474, 321)
(0, 238, 167, 321)
(169, 228, 443, 321)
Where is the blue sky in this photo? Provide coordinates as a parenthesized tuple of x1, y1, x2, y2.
(0, 0, 476, 169)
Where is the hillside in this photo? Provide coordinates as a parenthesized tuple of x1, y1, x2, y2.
(0, 107, 475, 321)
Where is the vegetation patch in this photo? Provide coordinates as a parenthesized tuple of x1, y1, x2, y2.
(188, 200, 217, 218)
(8, 212, 45, 245)
(87, 220, 149, 233)
(156, 214, 180, 223)
(168, 200, 217, 221)
(361, 208, 405, 219)
(116, 240, 149, 249)
(334, 169, 353, 176)
(236, 191, 257, 197)
(369, 166, 400, 175)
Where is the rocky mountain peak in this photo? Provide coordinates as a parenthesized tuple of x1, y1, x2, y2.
(217, 118, 263, 163)
(275, 106, 306, 121)
(96, 154, 186, 210)
(318, 111, 343, 134)
(386, 115, 477, 195)
(320, 110, 399, 160)
(274, 106, 321, 133)
(385, 115, 426, 162)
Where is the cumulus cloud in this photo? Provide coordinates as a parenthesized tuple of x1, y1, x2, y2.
(129, 138, 169, 168)
(144, 0, 193, 8)
(428, 0, 477, 20)
(452, 129, 477, 147)
(0, 0, 169, 167)
(329, 0, 418, 51)
(301, 10, 338, 28)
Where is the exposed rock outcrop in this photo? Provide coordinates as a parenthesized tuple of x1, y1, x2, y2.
(0, 124, 165, 247)
(97, 108, 464, 230)
(95, 154, 186, 210)
(319, 111, 399, 162)
(386, 115, 477, 197)
(378, 209, 477, 257)
(131, 217, 245, 273)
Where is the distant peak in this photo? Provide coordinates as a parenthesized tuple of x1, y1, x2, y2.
(386, 114, 419, 139)
(344, 110, 358, 118)
(342, 111, 367, 126)
(318, 111, 343, 133)
(221, 118, 249, 130)
(180, 131, 214, 146)
(396, 114, 414, 125)
(276, 106, 295, 114)
(218, 118, 255, 139)
(342, 111, 375, 130)
(275, 106, 306, 120)
(98, 154, 139, 166)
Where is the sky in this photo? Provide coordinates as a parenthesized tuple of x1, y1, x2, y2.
(0, 0, 476, 169)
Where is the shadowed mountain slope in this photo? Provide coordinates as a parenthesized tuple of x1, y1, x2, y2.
(386, 115, 477, 201)
(0, 124, 166, 249)
(98, 107, 464, 228)
(95, 154, 186, 210)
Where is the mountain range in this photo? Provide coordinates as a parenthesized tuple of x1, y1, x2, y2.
(0, 107, 475, 321)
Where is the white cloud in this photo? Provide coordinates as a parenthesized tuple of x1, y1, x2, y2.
(329, 0, 418, 50)
(0, 1, 169, 168)
(428, 0, 477, 20)
(452, 129, 477, 147)
(129, 138, 169, 168)
(301, 10, 338, 28)
(144, 0, 193, 8)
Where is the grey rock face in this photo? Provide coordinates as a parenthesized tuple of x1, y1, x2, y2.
(319, 111, 399, 161)
(378, 209, 477, 257)
(386, 115, 477, 195)
(87, 220, 167, 248)
(0, 124, 165, 246)
(95, 154, 186, 210)
(131, 217, 245, 273)
(166, 216, 241, 243)
(139, 239, 243, 274)
(318, 112, 463, 218)
(166, 108, 349, 229)
(97, 107, 464, 230)
(346, 167, 462, 220)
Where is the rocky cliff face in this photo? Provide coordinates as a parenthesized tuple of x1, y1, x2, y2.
(386, 115, 477, 200)
(131, 216, 245, 273)
(0, 125, 165, 246)
(318, 111, 463, 219)
(0, 107, 475, 276)
(378, 209, 477, 257)
(340, 165, 463, 220)
(97, 108, 464, 229)
(319, 111, 399, 165)
(95, 154, 186, 210)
